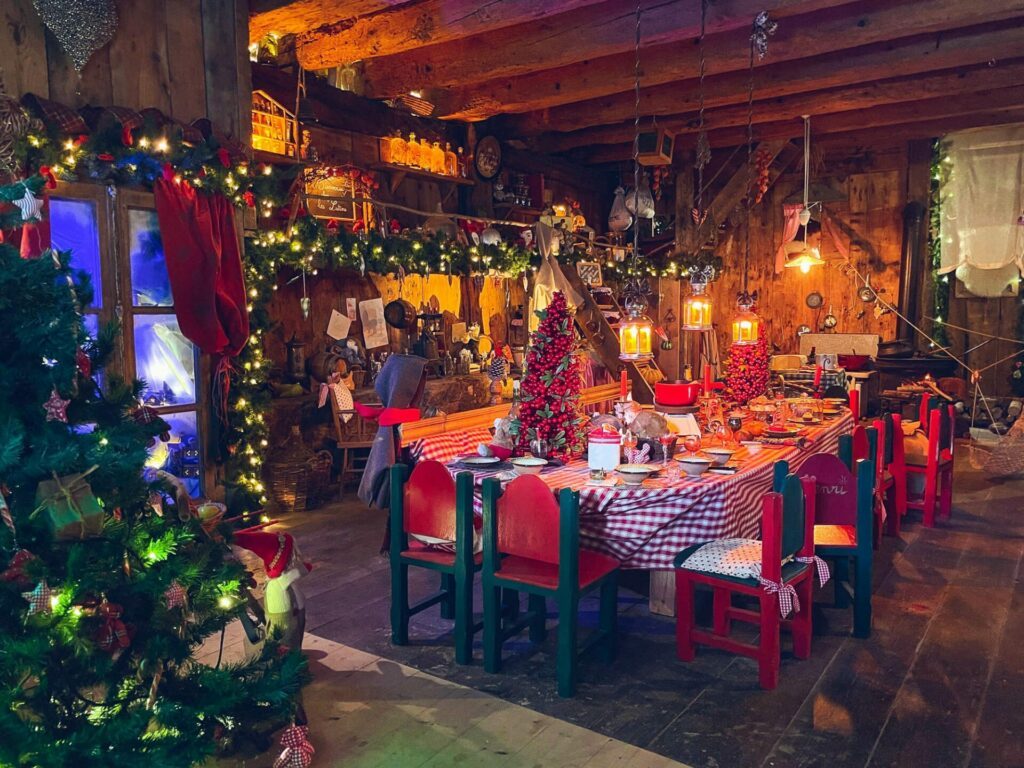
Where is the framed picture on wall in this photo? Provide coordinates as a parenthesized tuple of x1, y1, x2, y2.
(576, 261, 603, 287)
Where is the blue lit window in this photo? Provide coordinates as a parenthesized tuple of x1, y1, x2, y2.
(51, 197, 102, 307)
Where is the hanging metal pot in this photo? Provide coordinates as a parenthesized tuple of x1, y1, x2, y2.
(858, 275, 877, 302)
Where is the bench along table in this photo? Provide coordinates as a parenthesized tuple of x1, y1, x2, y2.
(448, 411, 853, 616)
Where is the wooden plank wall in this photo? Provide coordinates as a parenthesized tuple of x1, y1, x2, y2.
(710, 142, 906, 357)
(0, 0, 251, 142)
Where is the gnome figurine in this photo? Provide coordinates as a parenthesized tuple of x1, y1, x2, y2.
(234, 531, 311, 649)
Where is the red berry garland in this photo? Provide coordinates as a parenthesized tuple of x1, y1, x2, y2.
(511, 292, 586, 460)
(724, 331, 771, 406)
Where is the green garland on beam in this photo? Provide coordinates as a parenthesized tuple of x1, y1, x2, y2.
(930, 138, 951, 348)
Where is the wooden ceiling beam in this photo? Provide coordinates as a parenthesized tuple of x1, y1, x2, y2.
(353, 0, 849, 100)
(249, 0, 396, 42)
(574, 85, 1024, 163)
(501, 19, 1024, 137)
(435, 0, 1024, 121)
(538, 58, 1024, 152)
(295, 0, 608, 71)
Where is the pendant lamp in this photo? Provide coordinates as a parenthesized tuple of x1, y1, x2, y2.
(681, 273, 714, 331)
(619, 293, 654, 361)
(730, 291, 761, 345)
(784, 115, 824, 273)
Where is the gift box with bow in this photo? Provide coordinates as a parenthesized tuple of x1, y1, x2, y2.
(32, 467, 103, 540)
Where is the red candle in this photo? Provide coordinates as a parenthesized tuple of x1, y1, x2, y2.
(703, 364, 713, 394)
(813, 365, 822, 389)
(620, 369, 628, 399)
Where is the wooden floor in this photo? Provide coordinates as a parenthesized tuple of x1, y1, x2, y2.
(263, 448, 1023, 768)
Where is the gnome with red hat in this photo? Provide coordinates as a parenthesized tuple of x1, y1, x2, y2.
(234, 530, 311, 649)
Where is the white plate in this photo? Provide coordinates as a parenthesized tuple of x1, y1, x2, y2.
(460, 455, 501, 465)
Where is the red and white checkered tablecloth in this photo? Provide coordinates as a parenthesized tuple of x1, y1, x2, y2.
(450, 413, 852, 570)
(408, 427, 495, 464)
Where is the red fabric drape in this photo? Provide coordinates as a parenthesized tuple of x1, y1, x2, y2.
(153, 179, 249, 357)
(775, 203, 803, 274)
(820, 209, 850, 261)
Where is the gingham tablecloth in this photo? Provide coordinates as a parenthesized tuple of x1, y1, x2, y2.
(450, 412, 852, 570)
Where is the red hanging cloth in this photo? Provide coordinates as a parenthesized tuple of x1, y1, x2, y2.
(153, 179, 249, 357)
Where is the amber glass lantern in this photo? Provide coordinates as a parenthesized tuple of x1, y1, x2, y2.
(619, 294, 654, 361)
(681, 280, 713, 331)
(730, 292, 760, 346)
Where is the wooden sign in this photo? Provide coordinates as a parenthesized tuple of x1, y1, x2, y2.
(305, 173, 358, 221)
(796, 453, 856, 526)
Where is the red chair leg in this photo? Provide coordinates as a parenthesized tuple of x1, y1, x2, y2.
(940, 465, 954, 518)
(922, 467, 938, 527)
(675, 573, 695, 662)
(885, 483, 901, 537)
(792, 576, 813, 660)
(894, 467, 908, 520)
(713, 586, 730, 637)
(758, 593, 781, 690)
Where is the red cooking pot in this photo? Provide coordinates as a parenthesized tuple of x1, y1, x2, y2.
(838, 354, 870, 372)
(654, 381, 702, 406)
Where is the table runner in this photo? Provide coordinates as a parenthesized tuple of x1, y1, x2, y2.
(450, 412, 852, 569)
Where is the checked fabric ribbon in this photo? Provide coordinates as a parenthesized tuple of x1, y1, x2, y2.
(795, 555, 831, 587)
(273, 724, 315, 768)
(757, 576, 800, 618)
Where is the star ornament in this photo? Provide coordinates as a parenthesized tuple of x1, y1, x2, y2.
(12, 186, 43, 222)
(43, 388, 70, 423)
(22, 580, 55, 616)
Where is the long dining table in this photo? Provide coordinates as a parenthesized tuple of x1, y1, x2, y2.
(446, 411, 854, 614)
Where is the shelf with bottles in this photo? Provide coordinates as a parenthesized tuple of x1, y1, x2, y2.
(371, 162, 475, 193)
(251, 89, 298, 158)
(376, 132, 473, 191)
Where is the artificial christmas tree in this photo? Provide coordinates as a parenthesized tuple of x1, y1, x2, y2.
(510, 291, 586, 461)
(723, 327, 771, 406)
(0, 175, 307, 766)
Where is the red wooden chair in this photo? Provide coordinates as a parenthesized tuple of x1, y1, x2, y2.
(841, 425, 884, 548)
(788, 451, 875, 638)
(674, 471, 818, 690)
(906, 395, 955, 527)
(481, 475, 620, 698)
(848, 388, 860, 423)
(389, 461, 480, 664)
(873, 413, 908, 536)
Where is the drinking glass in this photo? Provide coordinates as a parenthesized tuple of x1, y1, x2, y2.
(682, 434, 701, 457)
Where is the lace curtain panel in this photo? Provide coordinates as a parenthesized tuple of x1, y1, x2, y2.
(940, 124, 1024, 297)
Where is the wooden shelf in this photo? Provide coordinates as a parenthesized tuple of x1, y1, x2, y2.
(371, 162, 474, 193)
(493, 202, 544, 217)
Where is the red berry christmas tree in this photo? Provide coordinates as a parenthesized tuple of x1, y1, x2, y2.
(511, 292, 586, 460)
(724, 330, 771, 406)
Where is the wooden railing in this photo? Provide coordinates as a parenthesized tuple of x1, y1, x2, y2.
(401, 381, 623, 442)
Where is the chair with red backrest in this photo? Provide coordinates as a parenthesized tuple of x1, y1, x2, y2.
(873, 413, 908, 536)
(840, 425, 883, 548)
(674, 469, 818, 690)
(389, 461, 480, 664)
(782, 452, 875, 638)
(481, 475, 620, 698)
(848, 388, 860, 423)
(905, 394, 955, 527)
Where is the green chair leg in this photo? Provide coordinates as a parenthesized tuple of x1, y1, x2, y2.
(599, 574, 618, 663)
(528, 594, 547, 643)
(502, 588, 520, 622)
(454, 570, 474, 665)
(833, 557, 850, 609)
(483, 583, 503, 673)
(853, 554, 873, 639)
(391, 562, 409, 645)
(556, 596, 579, 698)
(440, 573, 455, 620)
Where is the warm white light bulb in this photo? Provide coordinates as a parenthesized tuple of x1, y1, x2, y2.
(800, 261, 811, 274)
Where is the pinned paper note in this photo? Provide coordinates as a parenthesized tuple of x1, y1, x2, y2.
(359, 298, 389, 349)
(326, 309, 351, 340)
(346, 298, 357, 320)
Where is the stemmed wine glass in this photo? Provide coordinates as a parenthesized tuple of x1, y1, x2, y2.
(727, 414, 743, 444)
(682, 434, 702, 457)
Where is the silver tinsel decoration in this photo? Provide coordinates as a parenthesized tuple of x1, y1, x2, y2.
(33, 0, 118, 72)
(751, 11, 778, 60)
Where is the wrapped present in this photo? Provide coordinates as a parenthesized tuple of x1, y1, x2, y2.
(32, 467, 103, 540)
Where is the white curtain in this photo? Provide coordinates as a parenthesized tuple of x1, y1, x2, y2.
(528, 222, 583, 331)
(940, 124, 1024, 296)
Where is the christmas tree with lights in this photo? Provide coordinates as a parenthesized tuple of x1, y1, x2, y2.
(511, 291, 586, 460)
(0, 176, 306, 766)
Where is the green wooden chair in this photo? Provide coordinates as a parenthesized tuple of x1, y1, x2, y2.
(481, 474, 620, 698)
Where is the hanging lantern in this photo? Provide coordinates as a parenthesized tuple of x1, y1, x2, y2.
(618, 294, 654, 361)
(783, 241, 824, 273)
(681, 279, 713, 331)
(730, 292, 760, 345)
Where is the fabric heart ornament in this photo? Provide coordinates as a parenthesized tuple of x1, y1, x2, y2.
(32, 0, 119, 72)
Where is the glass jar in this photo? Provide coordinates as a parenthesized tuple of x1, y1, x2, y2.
(406, 133, 420, 168)
(444, 142, 458, 176)
(431, 141, 445, 174)
(390, 132, 407, 166)
(420, 138, 432, 170)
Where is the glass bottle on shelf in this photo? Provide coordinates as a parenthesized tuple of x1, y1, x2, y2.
(431, 141, 445, 174)
(419, 137, 432, 171)
(390, 132, 407, 166)
(444, 142, 458, 176)
(379, 134, 392, 164)
(457, 146, 468, 178)
(407, 132, 420, 168)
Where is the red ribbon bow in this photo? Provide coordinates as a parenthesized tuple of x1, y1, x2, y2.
(95, 602, 131, 653)
(795, 555, 831, 587)
(757, 576, 800, 618)
(273, 725, 315, 768)
(37, 166, 57, 189)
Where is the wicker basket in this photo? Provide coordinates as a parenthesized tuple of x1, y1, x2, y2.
(266, 426, 327, 513)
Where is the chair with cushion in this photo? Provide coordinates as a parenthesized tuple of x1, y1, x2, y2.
(389, 461, 480, 664)
(905, 395, 955, 527)
(481, 475, 620, 698)
(784, 452, 875, 638)
(674, 470, 821, 690)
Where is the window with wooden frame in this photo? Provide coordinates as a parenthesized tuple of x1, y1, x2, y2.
(49, 182, 209, 497)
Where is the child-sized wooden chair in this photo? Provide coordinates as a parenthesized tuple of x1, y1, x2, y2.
(840, 425, 884, 548)
(873, 413, 908, 536)
(389, 461, 480, 664)
(784, 451, 876, 638)
(481, 475, 620, 698)
(674, 471, 819, 690)
(906, 395, 955, 527)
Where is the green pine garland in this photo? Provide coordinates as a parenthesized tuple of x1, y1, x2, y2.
(930, 139, 951, 348)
